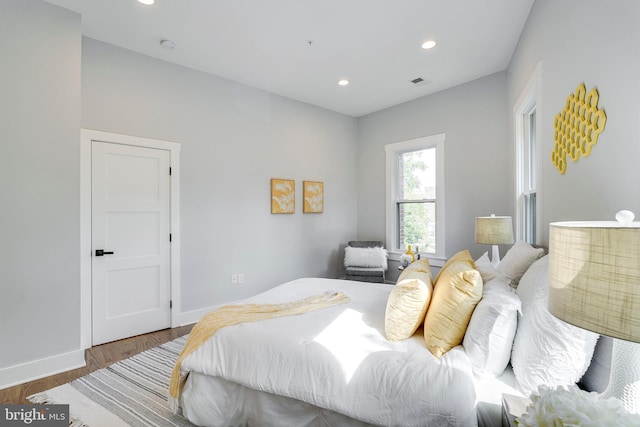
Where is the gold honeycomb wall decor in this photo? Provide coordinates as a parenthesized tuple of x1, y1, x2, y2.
(551, 83, 607, 174)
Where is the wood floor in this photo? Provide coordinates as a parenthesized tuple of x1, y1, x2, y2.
(0, 324, 193, 404)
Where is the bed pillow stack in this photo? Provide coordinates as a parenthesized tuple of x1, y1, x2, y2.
(384, 259, 433, 341)
(464, 242, 598, 393)
(385, 245, 550, 363)
(461, 242, 543, 377)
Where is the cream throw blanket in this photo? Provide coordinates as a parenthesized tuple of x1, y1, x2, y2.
(168, 291, 350, 412)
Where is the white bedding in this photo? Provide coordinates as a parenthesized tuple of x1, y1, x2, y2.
(179, 278, 495, 426)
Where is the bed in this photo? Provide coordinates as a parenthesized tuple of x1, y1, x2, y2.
(179, 278, 481, 426)
(174, 242, 603, 426)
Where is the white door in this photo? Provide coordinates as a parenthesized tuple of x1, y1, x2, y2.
(91, 141, 172, 345)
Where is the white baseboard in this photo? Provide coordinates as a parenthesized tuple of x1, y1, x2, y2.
(0, 308, 217, 391)
(180, 305, 218, 326)
(0, 349, 86, 391)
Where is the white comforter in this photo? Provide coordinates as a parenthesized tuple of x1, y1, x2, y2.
(179, 278, 478, 426)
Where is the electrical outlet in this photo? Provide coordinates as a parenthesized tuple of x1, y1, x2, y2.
(238, 273, 245, 284)
(231, 274, 238, 284)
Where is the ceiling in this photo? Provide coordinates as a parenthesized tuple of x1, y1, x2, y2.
(44, 0, 534, 117)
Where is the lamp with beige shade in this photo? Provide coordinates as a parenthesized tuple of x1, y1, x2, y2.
(549, 210, 640, 414)
(475, 214, 515, 267)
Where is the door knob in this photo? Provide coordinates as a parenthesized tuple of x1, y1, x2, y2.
(95, 249, 114, 256)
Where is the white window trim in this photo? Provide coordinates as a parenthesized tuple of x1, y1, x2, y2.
(385, 133, 446, 266)
(514, 61, 543, 243)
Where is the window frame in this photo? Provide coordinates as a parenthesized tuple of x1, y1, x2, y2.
(385, 133, 445, 266)
(514, 62, 542, 244)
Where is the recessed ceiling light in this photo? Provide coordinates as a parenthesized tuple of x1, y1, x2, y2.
(160, 39, 176, 50)
(337, 79, 350, 86)
(421, 40, 437, 50)
(137, 0, 155, 5)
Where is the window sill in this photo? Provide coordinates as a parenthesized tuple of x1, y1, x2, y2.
(388, 251, 446, 268)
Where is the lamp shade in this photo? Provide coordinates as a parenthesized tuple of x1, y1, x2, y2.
(549, 221, 640, 343)
(475, 215, 514, 245)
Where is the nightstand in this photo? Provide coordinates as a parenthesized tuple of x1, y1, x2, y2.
(501, 393, 530, 427)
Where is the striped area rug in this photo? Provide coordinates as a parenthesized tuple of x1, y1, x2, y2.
(29, 335, 195, 427)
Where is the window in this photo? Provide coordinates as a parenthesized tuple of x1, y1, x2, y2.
(515, 63, 541, 244)
(386, 134, 445, 262)
(523, 109, 536, 243)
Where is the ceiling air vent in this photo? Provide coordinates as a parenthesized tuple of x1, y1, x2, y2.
(410, 77, 429, 87)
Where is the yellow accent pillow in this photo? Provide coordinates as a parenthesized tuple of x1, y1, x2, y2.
(424, 260, 483, 358)
(385, 266, 433, 342)
(398, 258, 432, 278)
(433, 249, 475, 283)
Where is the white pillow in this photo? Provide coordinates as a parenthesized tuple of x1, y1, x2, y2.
(511, 256, 598, 395)
(463, 275, 520, 377)
(344, 246, 387, 269)
(475, 251, 503, 283)
(497, 240, 544, 287)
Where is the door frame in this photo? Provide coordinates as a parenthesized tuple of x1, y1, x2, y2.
(80, 129, 181, 349)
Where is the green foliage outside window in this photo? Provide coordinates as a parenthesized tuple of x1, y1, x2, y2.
(398, 149, 436, 253)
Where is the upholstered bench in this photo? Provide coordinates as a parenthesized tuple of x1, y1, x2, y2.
(345, 266, 386, 283)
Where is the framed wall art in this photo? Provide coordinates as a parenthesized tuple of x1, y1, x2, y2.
(271, 178, 295, 214)
(303, 181, 324, 213)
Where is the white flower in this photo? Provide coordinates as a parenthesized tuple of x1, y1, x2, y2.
(399, 254, 412, 267)
(516, 385, 640, 427)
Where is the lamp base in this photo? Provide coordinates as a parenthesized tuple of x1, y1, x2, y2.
(602, 339, 640, 414)
(490, 244, 501, 268)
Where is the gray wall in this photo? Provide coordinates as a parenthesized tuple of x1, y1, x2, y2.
(356, 72, 510, 280)
(0, 0, 356, 378)
(507, 0, 640, 245)
(81, 39, 359, 312)
(4, 0, 639, 387)
(0, 0, 81, 367)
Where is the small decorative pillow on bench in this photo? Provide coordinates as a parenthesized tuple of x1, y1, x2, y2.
(344, 246, 388, 270)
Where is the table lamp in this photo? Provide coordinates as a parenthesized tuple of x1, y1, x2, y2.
(475, 214, 514, 267)
(549, 210, 640, 414)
